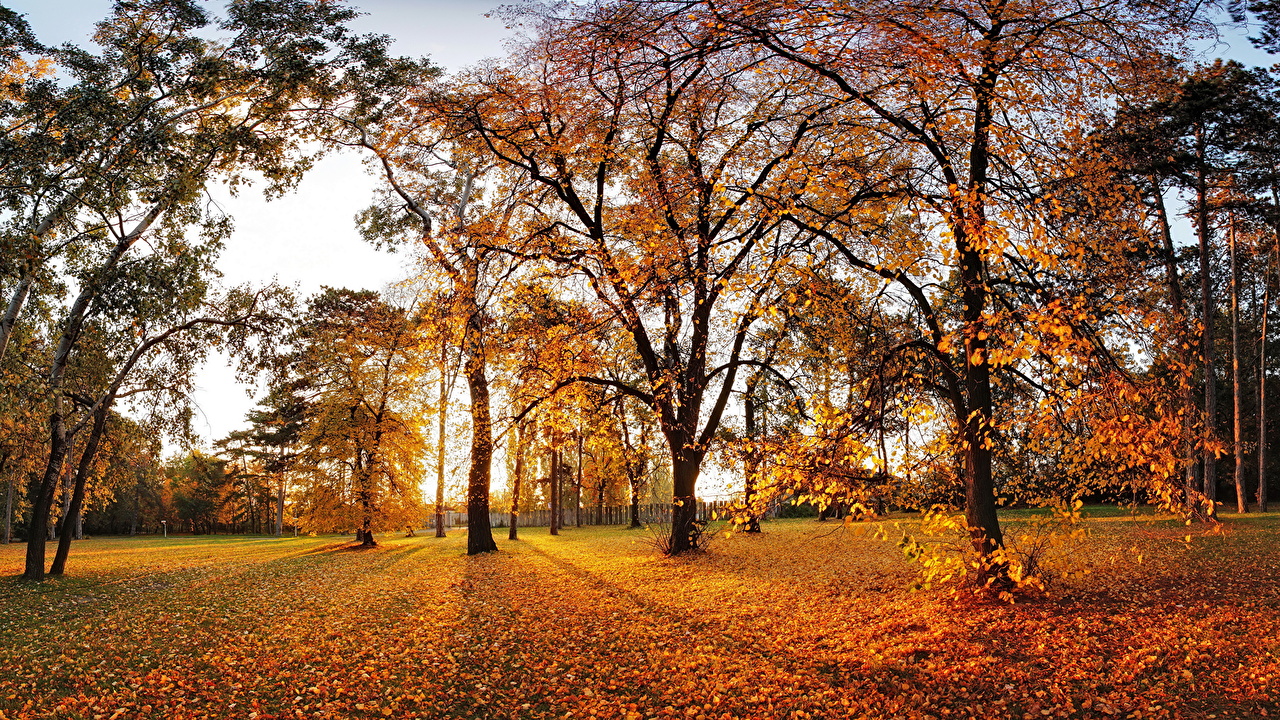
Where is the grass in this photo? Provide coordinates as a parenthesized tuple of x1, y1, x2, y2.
(0, 510, 1278, 719)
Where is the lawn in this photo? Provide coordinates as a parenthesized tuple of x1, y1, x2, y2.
(0, 511, 1277, 720)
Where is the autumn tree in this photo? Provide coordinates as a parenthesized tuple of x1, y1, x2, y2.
(629, 0, 1220, 577)
(291, 288, 425, 547)
(448, 6, 817, 553)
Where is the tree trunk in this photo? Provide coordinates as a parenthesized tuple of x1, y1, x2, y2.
(1230, 218, 1247, 513)
(595, 482, 605, 525)
(54, 441, 76, 540)
(275, 476, 285, 537)
(956, 79, 1005, 575)
(575, 434, 583, 528)
(668, 447, 702, 555)
(743, 378, 762, 533)
(4, 470, 12, 544)
(1153, 180, 1199, 511)
(1196, 136, 1218, 517)
(509, 422, 527, 541)
(463, 344, 497, 555)
(51, 402, 112, 575)
(24, 416, 70, 580)
(435, 352, 448, 539)
(0, 272, 33, 364)
(1263, 253, 1274, 513)
(630, 477, 642, 529)
(549, 448, 560, 535)
(358, 464, 377, 547)
(958, 240, 1004, 563)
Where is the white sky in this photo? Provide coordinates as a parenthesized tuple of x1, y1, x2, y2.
(8, 0, 516, 444)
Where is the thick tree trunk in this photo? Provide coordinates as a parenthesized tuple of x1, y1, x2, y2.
(24, 416, 69, 580)
(435, 357, 448, 538)
(1230, 220, 1247, 513)
(955, 79, 1005, 576)
(668, 449, 702, 555)
(51, 402, 112, 575)
(743, 381, 762, 533)
(464, 348, 497, 555)
(958, 242, 1004, 563)
(358, 470, 376, 547)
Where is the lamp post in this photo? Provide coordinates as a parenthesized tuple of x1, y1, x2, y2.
(161, 520, 167, 539)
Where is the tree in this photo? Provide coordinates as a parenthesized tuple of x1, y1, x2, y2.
(450, 6, 815, 553)
(1112, 60, 1280, 515)
(15, 0, 393, 580)
(292, 288, 425, 547)
(221, 378, 308, 537)
(685, 0, 1215, 578)
(350, 108, 536, 553)
(169, 451, 230, 535)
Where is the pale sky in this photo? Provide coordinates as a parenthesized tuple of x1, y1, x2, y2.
(8, 0, 515, 444)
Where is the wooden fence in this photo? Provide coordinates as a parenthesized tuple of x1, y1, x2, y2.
(426, 501, 736, 530)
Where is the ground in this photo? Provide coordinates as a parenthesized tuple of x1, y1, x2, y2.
(0, 510, 1277, 720)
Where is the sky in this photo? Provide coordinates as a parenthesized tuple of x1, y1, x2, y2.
(7, 0, 516, 444)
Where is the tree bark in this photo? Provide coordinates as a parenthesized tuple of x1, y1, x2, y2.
(0, 272, 33, 364)
(1153, 180, 1200, 510)
(4, 469, 12, 544)
(509, 422, 527, 541)
(743, 374, 763, 533)
(463, 341, 497, 555)
(24, 416, 69, 580)
(436, 348, 448, 539)
(51, 402, 111, 575)
(549, 448, 560, 536)
(668, 439, 703, 554)
(1230, 217, 1247, 512)
(958, 238, 1004, 561)
(1196, 133, 1218, 517)
(275, 475, 285, 537)
(575, 433, 584, 528)
(1263, 253, 1274, 513)
(357, 455, 377, 547)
